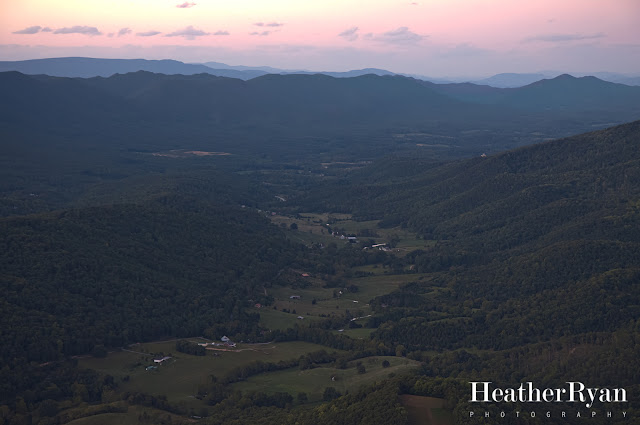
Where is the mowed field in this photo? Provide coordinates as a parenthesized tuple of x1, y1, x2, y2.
(399, 395, 453, 425)
(79, 340, 341, 408)
(331, 327, 375, 339)
(65, 405, 191, 425)
(233, 356, 420, 402)
(261, 272, 437, 331)
(271, 212, 434, 254)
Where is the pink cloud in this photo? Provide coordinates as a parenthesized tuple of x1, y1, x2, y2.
(368, 27, 426, 45)
(254, 22, 283, 27)
(137, 31, 162, 37)
(13, 26, 43, 34)
(338, 27, 359, 42)
(53, 26, 102, 36)
(522, 32, 606, 43)
(165, 25, 209, 40)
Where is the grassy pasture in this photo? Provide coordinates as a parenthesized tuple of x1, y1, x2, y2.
(332, 327, 376, 339)
(233, 356, 420, 402)
(258, 306, 314, 330)
(271, 212, 435, 255)
(399, 395, 453, 425)
(79, 341, 339, 407)
(264, 272, 433, 328)
(65, 405, 191, 425)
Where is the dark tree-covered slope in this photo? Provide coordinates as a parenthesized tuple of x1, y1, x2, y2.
(0, 196, 297, 365)
(307, 120, 640, 252)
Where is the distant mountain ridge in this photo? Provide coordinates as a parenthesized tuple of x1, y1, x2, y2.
(467, 71, 640, 88)
(423, 74, 640, 112)
(3, 70, 638, 130)
(2, 69, 640, 175)
(0, 57, 402, 81)
(1, 57, 638, 87)
(470, 72, 549, 88)
(0, 57, 266, 80)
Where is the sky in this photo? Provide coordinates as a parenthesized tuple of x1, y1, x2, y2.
(1, 0, 639, 77)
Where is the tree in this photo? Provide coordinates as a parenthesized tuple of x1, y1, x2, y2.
(323, 387, 340, 401)
(299, 357, 312, 370)
(297, 392, 308, 404)
(357, 364, 366, 374)
(91, 345, 107, 358)
(290, 223, 298, 230)
(382, 359, 391, 368)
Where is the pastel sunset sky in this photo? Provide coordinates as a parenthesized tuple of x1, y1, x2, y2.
(1, 0, 638, 77)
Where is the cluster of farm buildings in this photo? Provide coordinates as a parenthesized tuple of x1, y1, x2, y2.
(198, 335, 237, 348)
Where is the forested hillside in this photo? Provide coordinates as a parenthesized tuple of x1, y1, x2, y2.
(0, 197, 297, 362)
(303, 120, 640, 253)
(295, 121, 640, 387)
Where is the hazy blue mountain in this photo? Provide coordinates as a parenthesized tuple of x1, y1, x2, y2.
(586, 72, 640, 86)
(198, 68, 268, 79)
(281, 68, 396, 78)
(0, 57, 401, 81)
(403, 74, 456, 84)
(0, 57, 232, 78)
(619, 76, 640, 85)
(466, 71, 640, 88)
(422, 74, 640, 116)
(0, 57, 455, 84)
(496, 74, 640, 111)
(4, 57, 638, 88)
(469, 72, 550, 88)
(0, 57, 272, 80)
(201, 61, 289, 73)
(202, 61, 398, 78)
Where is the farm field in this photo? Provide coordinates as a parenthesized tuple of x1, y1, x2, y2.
(331, 327, 376, 339)
(233, 356, 420, 402)
(399, 395, 453, 425)
(79, 340, 341, 407)
(270, 212, 435, 254)
(65, 405, 191, 425)
(263, 272, 436, 330)
(258, 307, 313, 331)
